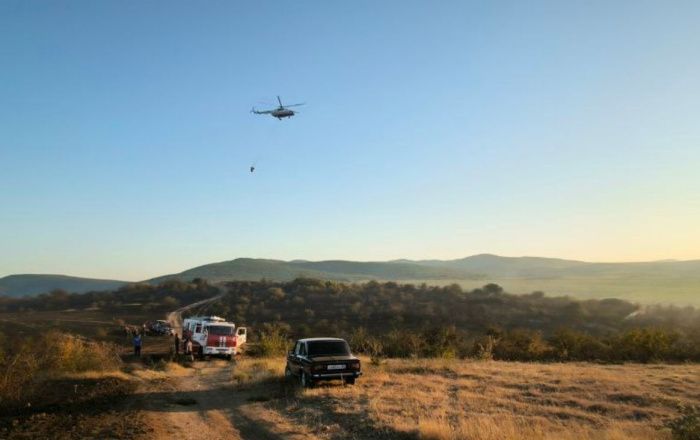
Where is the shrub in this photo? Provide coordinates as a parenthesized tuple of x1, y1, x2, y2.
(666, 405, 700, 440)
(382, 329, 426, 358)
(349, 327, 371, 353)
(421, 326, 463, 359)
(472, 335, 497, 361)
(366, 337, 385, 365)
(613, 328, 680, 362)
(251, 324, 289, 357)
(0, 331, 121, 409)
(494, 329, 551, 361)
(549, 328, 610, 361)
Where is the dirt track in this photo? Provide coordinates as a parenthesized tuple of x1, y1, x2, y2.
(166, 293, 225, 336)
(133, 294, 312, 440)
(134, 361, 311, 440)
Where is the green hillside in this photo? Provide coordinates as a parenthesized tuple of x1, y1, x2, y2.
(150, 255, 700, 305)
(148, 258, 473, 283)
(3, 255, 700, 305)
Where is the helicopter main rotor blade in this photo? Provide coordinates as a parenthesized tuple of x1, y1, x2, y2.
(283, 103, 305, 107)
(277, 96, 283, 106)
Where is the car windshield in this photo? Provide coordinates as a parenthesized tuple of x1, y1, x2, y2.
(307, 340, 350, 356)
(207, 325, 235, 336)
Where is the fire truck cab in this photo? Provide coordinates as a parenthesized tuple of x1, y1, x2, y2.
(182, 316, 247, 359)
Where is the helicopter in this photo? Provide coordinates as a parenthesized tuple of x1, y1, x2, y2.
(251, 96, 304, 120)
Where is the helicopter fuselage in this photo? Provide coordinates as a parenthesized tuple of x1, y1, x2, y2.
(252, 96, 302, 119)
(271, 108, 295, 119)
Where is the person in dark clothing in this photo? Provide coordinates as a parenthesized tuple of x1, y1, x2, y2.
(133, 334, 142, 357)
(174, 333, 180, 355)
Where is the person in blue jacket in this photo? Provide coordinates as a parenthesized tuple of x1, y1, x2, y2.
(133, 333, 142, 357)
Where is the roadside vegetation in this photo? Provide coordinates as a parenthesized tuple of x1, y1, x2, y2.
(0, 330, 151, 439)
(0, 330, 124, 412)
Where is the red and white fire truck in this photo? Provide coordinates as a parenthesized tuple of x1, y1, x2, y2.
(182, 316, 247, 359)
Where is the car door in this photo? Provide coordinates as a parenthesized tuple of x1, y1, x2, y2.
(289, 341, 302, 374)
(297, 342, 309, 374)
(236, 327, 247, 345)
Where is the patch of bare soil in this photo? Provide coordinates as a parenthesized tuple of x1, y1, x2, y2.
(0, 376, 146, 440)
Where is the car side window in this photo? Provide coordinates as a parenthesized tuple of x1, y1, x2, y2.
(299, 343, 307, 357)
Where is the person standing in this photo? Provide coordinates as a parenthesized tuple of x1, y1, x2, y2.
(185, 337, 194, 362)
(133, 333, 142, 357)
(174, 333, 180, 355)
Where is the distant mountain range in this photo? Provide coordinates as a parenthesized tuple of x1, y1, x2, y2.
(2, 254, 700, 304)
(0, 274, 127, 298)
(146, 257, 482, 284)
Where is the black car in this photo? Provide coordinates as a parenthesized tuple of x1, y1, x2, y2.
(285, 337, 362, 387)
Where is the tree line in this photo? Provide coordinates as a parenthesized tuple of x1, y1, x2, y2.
(1, 277, 699, 362)
(216, 278, 700, 362)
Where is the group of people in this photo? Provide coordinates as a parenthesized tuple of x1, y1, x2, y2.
(130, 327, 195, 361)
(174, 332, 195, 361)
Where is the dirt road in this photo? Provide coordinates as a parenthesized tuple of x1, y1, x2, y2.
(128, 294, 313, 440)
(134, 361, 312, 440)
(166, 293, 225, 336)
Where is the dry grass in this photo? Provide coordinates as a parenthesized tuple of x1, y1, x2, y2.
(254, 357, 700, 439)
(64, 370, 133, 381)
(230, 357, 282, 386)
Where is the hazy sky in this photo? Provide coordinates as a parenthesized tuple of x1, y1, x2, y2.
(1, 1, 699, 280)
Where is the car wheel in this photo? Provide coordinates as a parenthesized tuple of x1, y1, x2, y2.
(301, 371, 313, 388)
(343, 377, 356, 385)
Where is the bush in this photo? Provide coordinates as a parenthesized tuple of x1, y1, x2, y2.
(0, 331, 121, 409)
(666, 405, 700, 440)
(45, 332, 120, 372)
(251, 324, 289, 357)
(382, 329, 426, 358)
(612, 328, 680, 362)
(366, 337, 385, 365)
(472, 335, 497, 361)
(493, 329, 551, 361)
(548, 328, 610, 361)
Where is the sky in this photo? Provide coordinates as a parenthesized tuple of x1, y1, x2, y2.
(1, 0, 699, 281)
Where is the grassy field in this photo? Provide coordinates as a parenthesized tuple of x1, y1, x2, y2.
(2, 342, 698, 439)
(2, 299, 698, 439)
(230, 357, 699, 440)
(0, 309, 174, 356)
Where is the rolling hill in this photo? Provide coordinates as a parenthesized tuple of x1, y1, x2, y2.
(149, 255, 700, 304)
(147, 258, 477, 284)
(149, 254, 700, 284)
(3, 255, 700, 304)
(0, 274, 127, 298)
